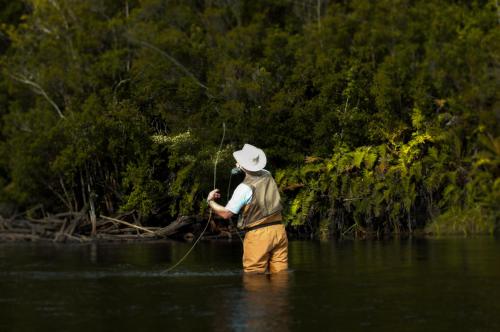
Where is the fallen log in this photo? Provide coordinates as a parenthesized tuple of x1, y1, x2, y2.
(53, 211, 85, 218)
(0, 233, 41, 241)
(0, 228, 32, 234)
(98, 223, 118, 233)
(154, 215, 199, 237)
(53, 218, 68, 243)
(28, 217, 66, 224)
(100, 215, 156, 235)
(0, 209, 216, 242)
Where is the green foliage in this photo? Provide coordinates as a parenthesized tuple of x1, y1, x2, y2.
(0, 0, 497, 234)
(426, 206, 496, 235)
(278, 126, 499, 235)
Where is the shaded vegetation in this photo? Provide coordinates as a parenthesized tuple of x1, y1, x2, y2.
(0, 0, 498, 237)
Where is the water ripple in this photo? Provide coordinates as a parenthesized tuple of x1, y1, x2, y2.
(0, 269, 242, 280)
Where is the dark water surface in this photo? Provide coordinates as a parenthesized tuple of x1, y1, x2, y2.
(1, 237, 499, 331)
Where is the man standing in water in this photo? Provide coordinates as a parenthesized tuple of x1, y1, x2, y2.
(206, 144, 288, 273)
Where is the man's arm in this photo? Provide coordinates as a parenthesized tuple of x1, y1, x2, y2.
(208, 200, 234, 219)
(207, 189, 234, 220)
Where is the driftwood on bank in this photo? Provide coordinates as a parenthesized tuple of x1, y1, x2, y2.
(0, 211, 229, 242)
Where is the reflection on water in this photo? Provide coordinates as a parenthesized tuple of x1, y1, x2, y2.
(0, 238, 499, 332)
(231, 273, 290, 331)
(0, 270, 243, 279)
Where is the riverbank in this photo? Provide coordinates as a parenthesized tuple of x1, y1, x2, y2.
(0, 213, 240, 243)
(3, 212, 494, 243)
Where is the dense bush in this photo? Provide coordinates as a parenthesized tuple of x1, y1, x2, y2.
(0, 0, 498, 235)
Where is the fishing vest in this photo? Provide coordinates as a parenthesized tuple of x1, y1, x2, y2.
(237, 170, 283, 229)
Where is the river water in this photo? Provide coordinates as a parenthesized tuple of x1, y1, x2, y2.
(0, 237, 499, 331)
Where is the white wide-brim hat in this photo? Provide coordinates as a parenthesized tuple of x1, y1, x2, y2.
(233, 144, 267, 172)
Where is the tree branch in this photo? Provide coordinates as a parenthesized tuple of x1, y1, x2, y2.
(9, 73, 65, 119)
(100, 215, 157, 234)
(126, 36, 214, 98)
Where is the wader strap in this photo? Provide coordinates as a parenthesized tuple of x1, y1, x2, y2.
(244, 220, 283, 232)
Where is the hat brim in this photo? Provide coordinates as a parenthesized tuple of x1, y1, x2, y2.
(233, 149, 267, 172)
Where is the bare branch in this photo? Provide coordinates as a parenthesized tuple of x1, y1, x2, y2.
(101, 215, 157, 234)
(9, 73, 65, 119)
(127, 36, 214, 98)
(48, 0, 69, 30)
(46, 183, 73, 211)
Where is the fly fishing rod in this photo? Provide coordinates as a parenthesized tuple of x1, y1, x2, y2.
(162, 123, 227, 273)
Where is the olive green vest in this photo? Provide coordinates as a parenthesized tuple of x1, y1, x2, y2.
(238, 170, 283, 229)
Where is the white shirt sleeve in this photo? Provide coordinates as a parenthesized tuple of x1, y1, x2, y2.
(225, 183, 253, 214)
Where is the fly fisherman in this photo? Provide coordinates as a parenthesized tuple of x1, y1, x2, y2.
(206, 144, 288, 273)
